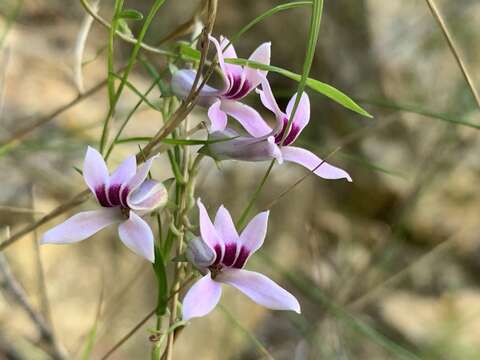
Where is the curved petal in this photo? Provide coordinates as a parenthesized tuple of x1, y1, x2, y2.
(220, 36, 242, 76)
(239, 210, 269, 255)
(109, 155, 136, 186)
(41, 208, 121, 244)
(243, 42, 271, 89)
(209, 35, 229, 81)
(171, 69, 220, 106)
(214, 205, 239, 245)
(127, 179, 167, 213)
(83, 146, 109, 196)
(285, 91, 310, 136)
(118, 212, 155, 262)
(197, 199, 224, 263)
(208, 100, 228, 133)
(257, 79, 284, 123)
(201, 132, 280, 163)
(214, 206, 240, 267)
(182, 272, 222, 321)
(220, 100, 272, 137)
(126, 156, 157, 193)
(216, 269, 300, 313)
(281, 146, 352, 182)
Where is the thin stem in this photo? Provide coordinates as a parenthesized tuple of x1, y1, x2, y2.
(101, 275, 195, 360)
(236, 160, 275, 230)
(424, 0, 480, 107)
(99, 0, 166, 154)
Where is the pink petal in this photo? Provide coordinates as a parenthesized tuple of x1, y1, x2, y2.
(109, 155, 136, 186)
(216, 269, 300, 313)
(243, 42, 271, 90)
(257, 79, 284, 124)
(214, 205, 240, 266)
(127, 179, 167, 214)
(209, 35, 229, 84)
(201, 131, 281, 163)
(220, 36, 242, 76)
(214, 205, 239, 245)
(182, 272, 222, 321)
(208, 100, 228, 133)
(41, 208, 121, 244)
(83, 146, 109, 196)
(197, 198, 223, 256)
(118, 212, 155, 262)
(171, 69, 220, 106)
(239, 210, 269, 256)
(285, 91, 310, 136)
(126, 156, 156, 193)
(220, 100, 272, 137)
(281, 146, 352, 181)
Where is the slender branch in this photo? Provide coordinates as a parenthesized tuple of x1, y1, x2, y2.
(0, 189, 90, 251)
(0, 79, 107, 152)
(101, 275, 195, 360)
(424, 0, 480, 107)
(0, 252, 66, 359)
(79, 0, 173, 57)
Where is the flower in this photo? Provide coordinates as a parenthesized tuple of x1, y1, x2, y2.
(41, 147, 167, 263)
(200, 80, 352, 181)
(182, 199, 300, 321)
(171, 35, 272, 137)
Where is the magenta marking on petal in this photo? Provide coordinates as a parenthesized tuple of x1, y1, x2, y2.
(222, 243, 237, 267)
(212, 243, 223, 266)
(223, 76, 250, 100)
(108, 184, 121, 206)
(232, 246, 249, 269)
(120, 186, 129, 208)
(95, 185, 111, 207)
(274, 117, 300, 146)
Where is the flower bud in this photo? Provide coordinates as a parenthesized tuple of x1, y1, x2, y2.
(200, 130, 283, 163)
(127, 179, 168, 214)
(186, 237, 215, 269)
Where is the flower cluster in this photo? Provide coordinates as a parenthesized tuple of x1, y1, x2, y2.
(41, 35, 353, 322)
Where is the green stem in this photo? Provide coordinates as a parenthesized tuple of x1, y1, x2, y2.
(99, 0, 166, 154)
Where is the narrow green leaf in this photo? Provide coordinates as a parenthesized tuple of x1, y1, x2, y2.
(119, 9, 144, 21)
(115, 136, 238, 146)
(109, 72, 161, 111)
(178, 45, 372, 118)
(358, 98, 480, 129)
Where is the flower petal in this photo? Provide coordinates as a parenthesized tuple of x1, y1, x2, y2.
(41, 208, 121, 244)
(239, 210, 269, 255)
(171, 69, 220, 106)
(127, 179, 167, 214)
(243, 42, 271, 90)
(126, 156, 156, 193)
(220, 36, 242, 76)
(220, 100, 272, 137)
(201, 131, 280, 163)
(182, 272, 222, 321)
(285, 91, 310, 136)
(197, 199, 223, 263)
(208, 100, 228, 133)
(216, 269, 300, 313)
(257, 79, 284, 123)
(109, 155, 136, 186)
(83, 146, 109, 196)
(214, 205, 240, 266)
(209, 35, 229, 81)
(214, 205, 239, 245)
(281, 146, 352, 181)
(118, 211, 155, 262)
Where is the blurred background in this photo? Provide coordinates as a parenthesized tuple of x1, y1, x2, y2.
(0, 0, 480, 359)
